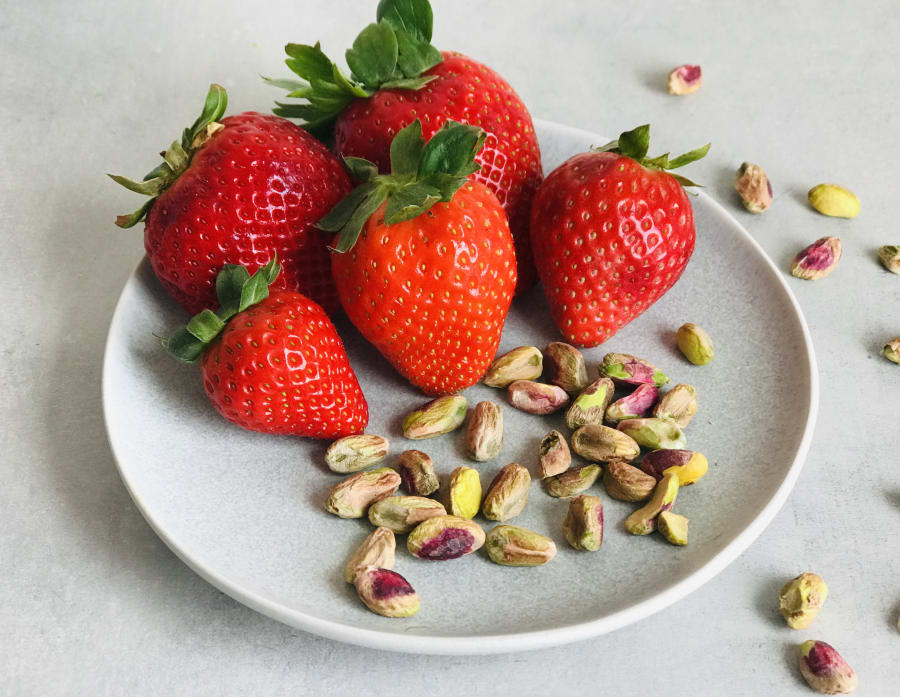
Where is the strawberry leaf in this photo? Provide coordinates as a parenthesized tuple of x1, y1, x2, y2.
(381, 75, 437, 90)
(331, 186, 389, 253)
(419, 120, 485, 179)
(318, 181, 383, 233)
(344, 156, 380, 182)
(186, 310, 226, 342)
(616, 124, 650, 161)
(284, 43, 335, 82)
(215, 264, 251, 313)
(384, 183, 441, 224)
(394, 30, 442, 78)
(377, 0, 434, 42)
(389, 119, 425, 177)
(345, 21, 399, 89)
(667, 143, 711, 169)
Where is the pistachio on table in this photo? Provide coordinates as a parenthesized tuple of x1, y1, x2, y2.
(562, 494, 603, 551)
(325, 434, 390, 473)
(367, 496, 446, 534)
(571, 424, 641, 462)
(324, 467, 401, 519)
(538, 430, 571, 479)
(652, 383, 698, 427)
(397, 450, 440, 496)
(791, 237, 842, 281)
(407, 515, 486, 560)
(485, 525, 557, 566)
(465, 401, 503, 462)
(599, 352, 669, 387)
(798, 640, 858, 695)
(667, 64, 702, 95)
(878, 245, 900, 274)
(565, 376, 615, 429)
(617, 417, 686, 450)
(657, 511, 688, 545)
(734, 162, 773, 214)
(354, 566, 420, 618)
(483, 346, 543, 387)
(676, 323, 714, 366)
(344, 527, 396, 583)
(544, 342, 588, 393)
(543, 464, 600, 498)
(402, 395, 468, 439)
(640, 449, 708, 486)
(779, 572, 828, 630)
(624, 473, 679, 535)
(605, 383, 658, 424)
(444, 466, 482, 519)
(603, 459, 656, 502)
(482, 463, 531, 522)
(883, 337, 900, 364)
(808, 183, 860, 219)
(506, 380, 569, 415)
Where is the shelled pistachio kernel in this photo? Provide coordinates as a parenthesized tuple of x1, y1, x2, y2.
(482, 463, 531, 522)
(562, 494, 604, 551)
(485, 525, 557, 566)
(791, 236, 842, 281)
(603, 459, 656, 502)
(407, 515, 486, 560)
(325, 434, 390, 473)
(402, 395, 467, 440)
(465, 401, 503, 462)
(344, 527, 396, 583)
(779, 572, 828, 630)
(618, 417, 686, 450)
(571, 424, 641, 462)
(538, 430, 571, 479)
(544, 341, 589, 393)
(640, 449, 708, 486)
(624, 474, 679, 535)
(676, 323, 714, 365)
(808, 183, 860, 219)
(367, 496, 446, 534)
(734, 162, 773, 213)
(324, 467, 401, 519)
(878, 245, 900, 274)
(653, 383, 698, 427)
(445, 466, 482, 519)
(543, 464, 601, 498)
(599, 352, 669, 387)
(667, 64, 702, 95)
(483, 346, 543, 387)
(657, 511, 689, 545)
(884, 337, 900, 364)
(605, 383, 659, 424)
(798, 641, 858, 695)
(506, 380, 570, 415)
(396, 450, 439, 496)
(354, 566, 420, 618)
(565, 376, 615, 429)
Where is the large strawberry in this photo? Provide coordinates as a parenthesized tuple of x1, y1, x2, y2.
(110, 84, 351, 316)
(166, 257, 368, 438)
(267, 0, 542, 291)
(320, 120, 517, 395)
(529, 125, 709, 347)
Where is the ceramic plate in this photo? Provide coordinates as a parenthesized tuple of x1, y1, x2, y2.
(102, 119, 817, 655)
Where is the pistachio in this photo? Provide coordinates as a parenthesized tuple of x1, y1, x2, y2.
(324, 467, 401, 519)
(675, 323, 714, 366)
(543, 464, 601, 498)
(367, 496, 447, 534)
(464, 401, 503, 462)
(562, 494, 604, 551)
(599, 352, 669, 387)
(354, 566, 420, 618)
(624, 473, 679, 535)
(506, 380, 570, 415)
(485, 525, 557, 566)
(618, 418, 686, 450)
(444, 466, 482, 519)
(565, 377, 615, 429)
(605, 384, 659, 423)
(483, 346, 543, 387)
(640, 449, 709, 486)
(791, 236, 842, 281)
(653, 383, 698, 427)
(571, 424, 641, 462)
(396, 450, 440, 496)
(779, 572, 828, 630)
(883, 337, 900, 364)
(538, 430, 572, 479)
(734, 162, 773, 213)
(798, 641, 858, 694)
(602, 459, 656, 502)
(544, 342, 589, 393)
(657, 511, 688, 545)
(402, 395, 468, 439)
(344, 527, 396, 583)
(482, 463, 531, 521)
(878, 245, 900, 274)
(667, 64, 702, 95)
(407, 515, 486, 560)
(808, 183, 860, 219)
(325, 434, 390, 473)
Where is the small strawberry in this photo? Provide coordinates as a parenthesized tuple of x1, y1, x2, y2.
(320, 120, 517, 395)
(267, 0, 542, 291)
(110, 84, 351, 316)
(529, 125, 709, 347)
(166, 258, 368, 438)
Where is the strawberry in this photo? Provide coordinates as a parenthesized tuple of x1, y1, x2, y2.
(165, 258, 368, 438)
(110, 84, 351, 316)
(320, 120, 517, 395)
(529, 125, 710, 347)
(267, 0, 542, 291)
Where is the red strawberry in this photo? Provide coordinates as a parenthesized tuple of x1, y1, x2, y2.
(268, 0, 542, 291)
(529, 125, 709, 347)
(166, 258, 368, 438)
(320, 120, 517, 395)
(110, 84, 351, 316)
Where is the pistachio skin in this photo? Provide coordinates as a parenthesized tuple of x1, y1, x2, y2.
(544, 342, 589, 393)
(562, 495, 604, 551)
(734, 162, 773, 213)
(676, 323, 714, 365)
(625, 474, 679, 535)
(482, 463, 531, 522)
(402, 395, 468, 439)
(565, 377, 615, 429)
(344, 527, 396, 584)
(878, 245, 900, 274)
(538, 430, 571, 479)
(599, 352, 669, 387)
(325, 434, 390, 473)
(367, 496, 447, 534)
(653, 383, 698, 427)
(640, 449, 708, 486)
(571, 424, 641, 462)
(791, 237, 842, 281)
(883, 337, 900, 364)
(396, 450, 440, 496)
(605, 384, 659, 424)
(354, 566, 420, 618)
(485, 525, 557, 566)
(543, 465, 601, 498)
(465, 401, 504, 462)
(798, 640, 858, 694)
(618, 418, 687, 450)
(603, 459, 656, 502)
(779, 572, 828, 630)
(483, 346, 543, 387)
(324, 467, 401, 519)
(407, 515, 486, 561)
(507, 380, 570, 415)
(667, 64, 702, 95)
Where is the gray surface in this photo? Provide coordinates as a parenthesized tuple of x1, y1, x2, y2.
(2, 0, 898, 693)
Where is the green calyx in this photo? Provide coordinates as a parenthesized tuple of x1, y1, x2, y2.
(593, 124, 710, 187)
(163, 257, 281, 363)
(108, 84, 228, 228)
(265, 0, 442, 139)
(318, 119, 485, 253)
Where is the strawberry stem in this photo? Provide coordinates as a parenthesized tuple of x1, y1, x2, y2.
(594, 124, 710, 187)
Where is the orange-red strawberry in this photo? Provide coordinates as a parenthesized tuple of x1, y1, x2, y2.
(110, 85, 351, 316)
(166, 258, 368, 438)
(320, 120, 517, 395)
(530, 125, 709, 347)
(267, 0, 541, 291)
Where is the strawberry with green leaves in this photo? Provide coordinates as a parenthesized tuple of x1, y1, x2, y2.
(529, 125, 710, 347)
(267, 0, 542, 292)
(321, 120, 517, 395)
(166, 258, 368, 438)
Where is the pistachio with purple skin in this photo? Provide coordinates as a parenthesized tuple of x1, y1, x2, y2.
(571, 424, 641, 462)
(883, 337, 900, 364)
(402, 395, 468, 439)
(544, 342, 589, 393)
(878, 245, 900, 274)
(640, 449, 708, 486)
(562, 494, 604, 551)
(407, 515, 486, 560)
(618, 417, 686, 450)
(465, 401, 503, 462)
(538, 430, 571, 479)
(507, 380, 570, 415)
(791, 237, 842, 281)
(653, 383, 698, 427)
(599, 352, 669, 387)
(624, 473, 679, 535)
(734, 162, 773, 213)
(324, 467, 401, 519)
(483, 346, 543, 387)
(354, 566, 420, 618)
(798, 640, 858, 694)
(396, 450, 439, 497)
(543, 464, 601, 498)
(605, 384, 659, 423)
(667, 64, 702, 95)
(482, 463, 531, 522)
(565, 376, 615, 429)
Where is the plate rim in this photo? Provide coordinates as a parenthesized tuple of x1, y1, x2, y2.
(102, 117, 819, 655)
